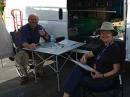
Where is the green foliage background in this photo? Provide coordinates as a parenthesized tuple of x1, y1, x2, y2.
(0, 0, 4, 15)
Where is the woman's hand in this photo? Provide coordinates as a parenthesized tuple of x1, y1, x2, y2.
(91, 71, 103, 79)
(80, 51, 94, 64)
(80, 55, 86, 64)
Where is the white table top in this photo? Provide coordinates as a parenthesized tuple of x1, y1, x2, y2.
(30, 39, 85, 55)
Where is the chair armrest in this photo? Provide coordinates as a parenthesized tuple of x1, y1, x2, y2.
(119, 74, 123, 85)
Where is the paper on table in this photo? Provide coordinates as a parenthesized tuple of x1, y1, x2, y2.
(71, 59, 95, 72)
(59, 39, 78, 46)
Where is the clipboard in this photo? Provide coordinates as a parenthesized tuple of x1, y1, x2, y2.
(71, 59, 96, 72)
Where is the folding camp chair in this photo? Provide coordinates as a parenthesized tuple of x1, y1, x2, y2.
(10, 31, 36, 78)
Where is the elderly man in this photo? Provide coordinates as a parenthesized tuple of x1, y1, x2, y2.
(15, 14, 50, 84)
(62, 22, 121, 97)
(20, 14, 50, 49)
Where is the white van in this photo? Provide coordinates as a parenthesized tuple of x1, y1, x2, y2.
(25, 6, 68, 39)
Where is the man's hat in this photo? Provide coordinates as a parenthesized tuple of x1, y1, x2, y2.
(99, 22, 118, 36)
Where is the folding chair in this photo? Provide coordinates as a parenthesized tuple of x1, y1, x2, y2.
(81, 74, 123, 97)
(81, 40, 125, 97)
(10, 31, 35, 78)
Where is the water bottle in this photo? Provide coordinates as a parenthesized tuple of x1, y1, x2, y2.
(50, 35, 55, 47)
(50, 35, 55, 43)
(39, 37, 45, 44)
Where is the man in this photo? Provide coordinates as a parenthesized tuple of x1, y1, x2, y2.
(15, 14, 50, 84)
(20, 14, 50, 49)
(63, 22, 121, 97)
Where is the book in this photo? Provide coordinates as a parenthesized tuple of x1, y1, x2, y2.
(71, 59, 96, 72)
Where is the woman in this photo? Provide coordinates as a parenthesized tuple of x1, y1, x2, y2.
(63, 22, 121, 97)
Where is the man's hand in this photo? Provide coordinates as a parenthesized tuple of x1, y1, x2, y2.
(39, 29, 46, 36)
(29, 43, 37, 49)
(23, 43, 37, 49)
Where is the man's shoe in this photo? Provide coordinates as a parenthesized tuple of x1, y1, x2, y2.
(9, 57, 14, 61)
(29, 65, 34, 69)
(20, 76, 28, 85)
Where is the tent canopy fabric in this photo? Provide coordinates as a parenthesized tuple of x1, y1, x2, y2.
(0, 15, 13, 59)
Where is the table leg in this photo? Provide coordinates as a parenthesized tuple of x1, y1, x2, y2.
(32, 52, 37, 83)
(56, 55, 60, 91)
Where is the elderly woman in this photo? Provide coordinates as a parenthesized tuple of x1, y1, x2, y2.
(63, 22, 121, 97)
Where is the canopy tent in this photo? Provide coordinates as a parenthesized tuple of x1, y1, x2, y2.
(0, 15, 13, 58)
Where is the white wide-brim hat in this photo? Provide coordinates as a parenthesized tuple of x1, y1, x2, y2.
(99, 22, 117, 36)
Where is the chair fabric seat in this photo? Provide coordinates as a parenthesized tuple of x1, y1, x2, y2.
(81, 75, 119, 92)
